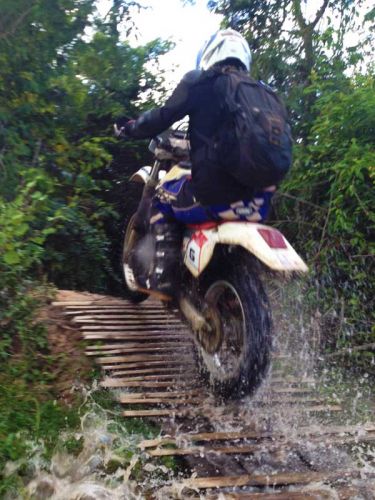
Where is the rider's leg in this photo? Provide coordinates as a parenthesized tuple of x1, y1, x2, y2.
(148, 220, 182, 296)
(145, 176, 194, 296)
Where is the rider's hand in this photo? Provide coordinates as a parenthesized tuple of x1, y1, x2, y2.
(113, 116, 135, 138)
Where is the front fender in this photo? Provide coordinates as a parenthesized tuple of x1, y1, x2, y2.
(129, 166, 152, 184)
(183, 223, 308, 277)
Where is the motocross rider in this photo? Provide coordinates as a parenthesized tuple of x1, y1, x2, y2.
(116, 29, 275, 298)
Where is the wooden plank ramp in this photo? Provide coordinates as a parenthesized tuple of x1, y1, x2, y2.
(53, 295, 375, 498)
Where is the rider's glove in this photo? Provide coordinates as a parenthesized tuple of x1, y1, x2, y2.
(113, 117, 135, 138)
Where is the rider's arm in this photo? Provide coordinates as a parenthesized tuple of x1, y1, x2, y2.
(125, 70, 201, 139)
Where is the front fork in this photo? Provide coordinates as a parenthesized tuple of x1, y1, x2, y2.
(132, 159, 161, 233)
(132, 182, 156, 234)
(179, 295, 223, 355)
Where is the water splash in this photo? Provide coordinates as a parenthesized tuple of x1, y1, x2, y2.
(3, 385, 175, 500)
(4, 277, 373, 498)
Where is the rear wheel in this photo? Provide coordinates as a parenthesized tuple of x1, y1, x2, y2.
(196, 249, 272, 398)
(121, 214, 149, 303)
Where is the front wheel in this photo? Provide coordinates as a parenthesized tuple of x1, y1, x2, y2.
(121, 214, 149, 303)
(196, 250, 272, 398)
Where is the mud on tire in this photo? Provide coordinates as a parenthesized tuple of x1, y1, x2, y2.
(196, 248, 272, 398)
(120, 213, 149, 303)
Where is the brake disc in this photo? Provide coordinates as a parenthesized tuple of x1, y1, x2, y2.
(197, 304, 223, 355)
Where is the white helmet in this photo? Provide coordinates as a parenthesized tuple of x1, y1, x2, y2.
(196, 29, 252, 72)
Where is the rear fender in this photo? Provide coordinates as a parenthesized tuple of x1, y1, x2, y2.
(183, 222, 308, 277)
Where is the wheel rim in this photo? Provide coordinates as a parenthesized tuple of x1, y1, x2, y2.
(200, 280, 246, 382)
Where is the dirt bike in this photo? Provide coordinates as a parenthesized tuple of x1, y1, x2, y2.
(121, 130, 308, 398)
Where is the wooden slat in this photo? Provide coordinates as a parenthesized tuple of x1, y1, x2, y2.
(300, 423, 375, 434)
(124, 406, 342, 418)
(101, 379, 192, 389)
(86, 341, 192, 356)
(297, 404, 342, 412)
(82, 329, 187, 335)
(270, 377, 315, 384)
(73, 315, 181, 322)
(140, 431, 261, 449)
(69, 307, 173, 314)
(201, 490, 340, 499)
(106, 368, 184, 376)
(72, 314, 177, 321)
(83, 334, 186, 341)
(122, 409, 188, 417)
(148, 444, 263, 457)
(105, 374, 180, 382)
(52, 300, 134, 307)
(65, 309, 176, 316)
(96, 354, 191, 364)
(146, 432, 375, 457)
(101, 360, 194, 370)
(86, 346, 189, 356)
(181, 469, 358, 489)
(326, 433, 375, 446)
(119, 397, 202, 405)
(253, 397, 324, 405)
(270, 387, 313, 394)
(111, 370, 195, 378)
(53, 299, 162, 306)
(65, 302, 165, 308)
(120, 390, 201, 400)
(81, 325, 188, 331)
(85, 341, 190, 350)
(240, 405, 342, 415)
(76, 319, 182, 326)
(139, 423, 375, 449)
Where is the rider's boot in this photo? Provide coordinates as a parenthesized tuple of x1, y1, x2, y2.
(148, 222, 182, 299)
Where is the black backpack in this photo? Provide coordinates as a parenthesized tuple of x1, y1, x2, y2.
(206, 69, 292, 188)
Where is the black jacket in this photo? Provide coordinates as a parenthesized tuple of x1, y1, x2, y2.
(128, 69, 254, 205)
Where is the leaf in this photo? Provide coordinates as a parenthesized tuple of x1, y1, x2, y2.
(13, 223, 29, 237)
(3, 251, 21, 265)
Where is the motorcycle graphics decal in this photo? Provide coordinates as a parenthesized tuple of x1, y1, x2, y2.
(186, 230, 208, 272)
(193, 230, 208, 248)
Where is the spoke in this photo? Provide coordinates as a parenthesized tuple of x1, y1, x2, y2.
(200, 280, 246, 382)
(213, 353, 222, 368)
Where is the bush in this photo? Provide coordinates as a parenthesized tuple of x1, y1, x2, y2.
(275, 74, 375, 350)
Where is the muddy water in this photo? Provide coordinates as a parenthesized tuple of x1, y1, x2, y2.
(160, 277, 375, 495)
(4, 392, 172, 500)
(6, 280, 375, 499)
(22, 402, 142, 499)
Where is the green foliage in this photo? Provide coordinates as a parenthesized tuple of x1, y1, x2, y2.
(0, 1, 170, 495)
(208, 0, 372, 138)
(0, 0, 168, 295)
(0, 372, 82, 494)
(0, 173, 57, 361)
(275, 73, 374, 347)
(209, 0, 374, 359)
